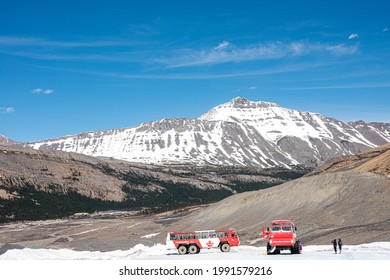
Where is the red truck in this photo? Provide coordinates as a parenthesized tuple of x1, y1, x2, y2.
(262, 220, 300, 255)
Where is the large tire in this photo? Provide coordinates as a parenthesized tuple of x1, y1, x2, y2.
(267, 243, 275, 255)
(178, 245, 188, 255)
(220, 243, 231, 252)
(189, 245, 199, 254)
(292, 241, 300, 254)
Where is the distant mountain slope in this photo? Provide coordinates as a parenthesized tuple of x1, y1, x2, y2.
(175, 143, 390, 245)
(0, 135, 17, 146)
(0, 144, 308, 223)
(27, 97, 390, 168)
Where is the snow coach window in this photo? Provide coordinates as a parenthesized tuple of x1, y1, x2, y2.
(194, 233, 201, 239)
(201, 232, 209, 239)
(186, 234, 193, 239)
(178, 234, 185, 240)
(217, 232, 225, 238)
(170, 234, 177, 240)
(271, 227, 281, 232)
(282, 227, 292, 232)
(209, 232, 217, 238)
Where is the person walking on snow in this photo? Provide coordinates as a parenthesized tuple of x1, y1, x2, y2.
(338, 239, 343, 254)
(331, 239, 337, 254)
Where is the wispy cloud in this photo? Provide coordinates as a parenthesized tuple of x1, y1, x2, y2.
(0, 49, 155, 63)
(161, 41, 358, 68)
(43, 89, 54, 94)
(383, 27, 389, 32)
(0, 35, 358, 69)
(27, 59, 344, 81)
(0, 107, 15, 113)
(238, 86, 257, 92)
(348, 33, 359, 40)
(0, 36, 138, 48)
(32, 88, 54, 94)
(214, 41, 231, 50)
(284, 81, 390, 90)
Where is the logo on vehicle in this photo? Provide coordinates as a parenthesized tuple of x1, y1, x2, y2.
(206, 241, 213, 247)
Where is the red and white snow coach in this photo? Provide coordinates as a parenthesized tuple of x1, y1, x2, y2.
(262, 220, 300, 255)
(166, 229, 240, 255)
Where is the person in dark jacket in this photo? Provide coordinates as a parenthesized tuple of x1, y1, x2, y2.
(331, 239, 337, 254)
(338, 239, 343, 254)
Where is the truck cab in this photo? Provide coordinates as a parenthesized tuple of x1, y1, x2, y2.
(262, 220, 300, 255)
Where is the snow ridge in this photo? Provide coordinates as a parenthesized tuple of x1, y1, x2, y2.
(27, 97, 390, 167)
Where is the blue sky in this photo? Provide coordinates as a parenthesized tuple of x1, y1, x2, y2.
(1, 0, 389, 142)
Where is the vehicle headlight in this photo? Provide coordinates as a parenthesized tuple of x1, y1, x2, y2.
(291, 240, 294, 244)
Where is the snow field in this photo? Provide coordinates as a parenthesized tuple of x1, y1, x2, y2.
(1, 242, 389, 260)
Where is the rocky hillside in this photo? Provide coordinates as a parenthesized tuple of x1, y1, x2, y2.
(27, 97, 390, 168)
(0, 144, 308, 223)
(308, 142, 390, 176)
(173, 143, 390, 245)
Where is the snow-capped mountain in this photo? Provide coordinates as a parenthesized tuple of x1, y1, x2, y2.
(27, 97, 390, 168)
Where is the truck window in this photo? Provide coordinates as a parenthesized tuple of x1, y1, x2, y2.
(282, 227, 292, 232)
(170, 234, 177, 240)
(209, 232, 217, 238)
(271, 227, 281, 232)
(186, 234, 193, 239)
(217, 232, 225, 238)
(201, 232, 209, 239)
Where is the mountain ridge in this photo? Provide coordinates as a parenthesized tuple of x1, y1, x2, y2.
(0, 135, 17, 146)
(25, 97, 390, 168)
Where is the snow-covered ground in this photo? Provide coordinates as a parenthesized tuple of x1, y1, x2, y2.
(1, 242, 389, 260)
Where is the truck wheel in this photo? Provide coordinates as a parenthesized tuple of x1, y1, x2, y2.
(178, 245, 188, 255)
(220, 243, 231, 252)
(293, 241, 300, 254)
(189, 245, 199, 254)
(267, 243, 273, 255)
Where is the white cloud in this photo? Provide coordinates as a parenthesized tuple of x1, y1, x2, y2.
(0, 107, 14, 113)
(162, 41, 358, 68)
(32, 88, 43, 94)
(214, 41, 230, 50)
(383, 27, 389, 32)
(43, 89, 54, 94)
(32, 88, 54, 95)
(348, 33, 359, 40)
